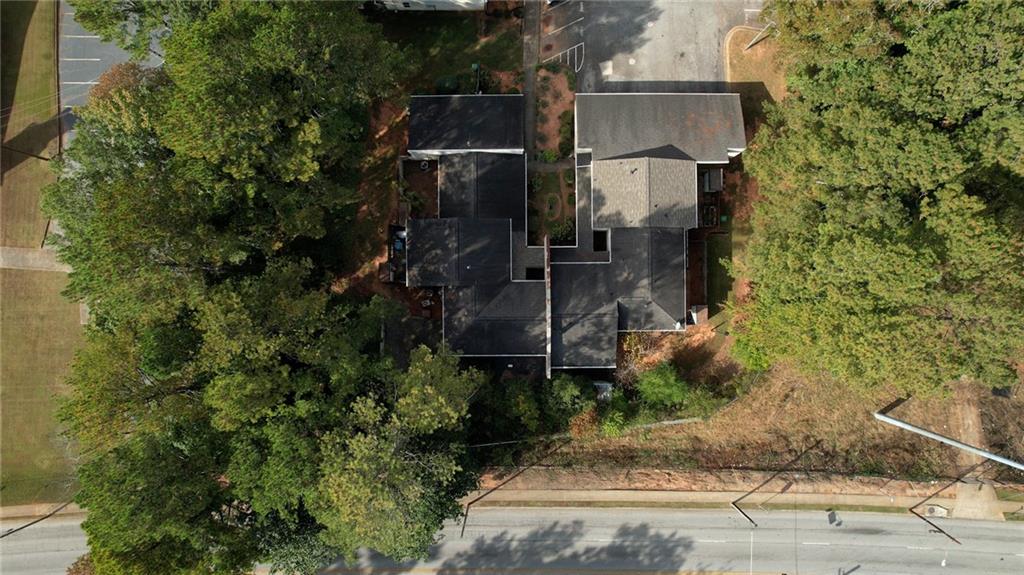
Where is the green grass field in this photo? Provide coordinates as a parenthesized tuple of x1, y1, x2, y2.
(1, 269, 83, 505)
(1, 1, 83, 506)
(2, 0, 58, 248)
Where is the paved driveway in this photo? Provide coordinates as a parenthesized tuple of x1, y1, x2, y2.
(542, 0, 764, 93)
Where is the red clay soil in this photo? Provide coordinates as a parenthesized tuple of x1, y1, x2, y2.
(722, 168, 760, 225)
(492, 70, 523, 93)
(479, 467, 967, 500)
(535, 70, 572, 153)
(333, 101, 403, 287)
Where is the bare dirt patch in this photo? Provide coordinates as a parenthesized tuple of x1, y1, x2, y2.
(534, 69, 572, 154)
(548, 364, 963, 480)
(335, 99, 406, 291)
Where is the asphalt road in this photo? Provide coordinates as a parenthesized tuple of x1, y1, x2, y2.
(3, 508, 1022, 574)
(542, 0, 764, 93)
(0, 516, 88, 575)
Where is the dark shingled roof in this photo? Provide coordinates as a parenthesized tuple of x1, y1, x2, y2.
(440, 153, 526, 228)
(576, 93, 745, 162)
(407, 218, 510, 287)
(408, 95, 524, 152)
(549, 227, 687, 366)
(445, 283, 546, 356)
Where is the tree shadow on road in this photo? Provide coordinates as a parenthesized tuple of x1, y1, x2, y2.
(355, 519, 723, 573)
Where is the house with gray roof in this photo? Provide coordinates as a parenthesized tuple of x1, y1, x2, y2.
(403, 92, 745, 375)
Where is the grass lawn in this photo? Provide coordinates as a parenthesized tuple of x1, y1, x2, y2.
(1, 269, 83, 505)
(0, 1, 82, 506)
(995, 487, 1024, 502)
(2, 0, 59, 249)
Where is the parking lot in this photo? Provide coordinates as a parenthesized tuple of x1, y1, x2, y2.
(541, 0, 764, 92)
(58, 1, 160, 138)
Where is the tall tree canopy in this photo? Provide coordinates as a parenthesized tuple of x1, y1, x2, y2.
(735, 0, 1024, 394)
(47, 3, 482, 574)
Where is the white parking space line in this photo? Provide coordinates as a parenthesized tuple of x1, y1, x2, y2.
(802, 541, 831, 546)
(545, 16, 584, 38)
(543, 42, 585, 73)
(907, 546, 933, 550)
(697, 539, 728, 543)
(60, 58, 102, 62)
(61, 81, 99, 85)
(62, 34, 100, 39)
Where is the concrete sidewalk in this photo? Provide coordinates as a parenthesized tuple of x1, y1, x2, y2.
(0, 502, 82, 522)
(463, 488, 1023, 519)
(0, 247, 70, 272)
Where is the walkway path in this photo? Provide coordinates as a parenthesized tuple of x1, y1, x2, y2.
(521, 0, 540, 158)
(0, 247, 70, 272)
(953, 387, 1005, 521)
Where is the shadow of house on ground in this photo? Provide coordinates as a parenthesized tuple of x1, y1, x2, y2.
(356, 520, 700, 574)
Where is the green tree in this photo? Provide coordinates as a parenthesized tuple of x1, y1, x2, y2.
(736, 1, 1024, 393)
(68, 0, 214, 60)
(314, 346, 484, 561)
(158, 1, 405, 181)
(636, 362, 687, 408)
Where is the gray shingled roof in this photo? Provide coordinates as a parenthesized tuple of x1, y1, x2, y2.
(591, 158, 697, 229)
(408, 95, 524, 152)
(576, 93, 745, 162)
(407, 218, 509, 287)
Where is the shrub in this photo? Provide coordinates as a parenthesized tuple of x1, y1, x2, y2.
(569, 407, 599, 438)
(600, 409, 627, 438)
(565, 69, 577, 91)
(507, 378, 541, 433)
(545, 374, 590, 425)
(563, 169, 575, 185)
(636, 362, 687, 408)
(540, 149, 559, 163)
(558, 110, 574, 158)
(549, 219, 575, 244)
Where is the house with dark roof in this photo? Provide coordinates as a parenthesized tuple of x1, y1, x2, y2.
(403, 92, 745, 375)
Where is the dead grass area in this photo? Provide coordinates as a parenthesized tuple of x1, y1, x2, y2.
(549, 363, 963, 480)
(976, 383, 1024, 483)
(726, 26, 786, 141)
(534, 69, 572, 154)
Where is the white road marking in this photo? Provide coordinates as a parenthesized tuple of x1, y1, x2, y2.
(545, 16, 584, 38)
(907, 546, 933, 550)
(542, 42, 585, 73)
(60, 58, 102, 62)
(802, 541, 831, 546)
(61, 81, 99, 85)
(62, 35, 100, 39)
(697, 539, 728, 543)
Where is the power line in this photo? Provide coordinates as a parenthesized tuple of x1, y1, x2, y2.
(0, 501, 75, 539)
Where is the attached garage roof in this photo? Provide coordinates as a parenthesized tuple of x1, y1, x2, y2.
(408, 95, 524, 153)
(576, 93, 745, 163)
